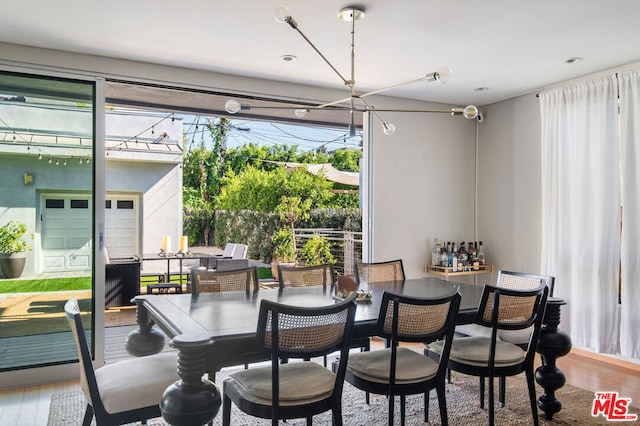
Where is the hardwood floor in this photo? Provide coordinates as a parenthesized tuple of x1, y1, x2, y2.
(1, 333, 639, 425)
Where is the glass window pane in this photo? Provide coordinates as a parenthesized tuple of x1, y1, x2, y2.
(0, 71, 95, 372)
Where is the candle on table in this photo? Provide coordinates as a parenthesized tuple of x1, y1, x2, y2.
(162, 235, 171, 252)
(179, 236, 188, 253)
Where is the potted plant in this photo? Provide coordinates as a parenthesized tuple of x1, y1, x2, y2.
(270, 196, 311, 280)
(0, 221, 34, 279)
(299, 233, 335, 266)
(270, 227, 296, 280)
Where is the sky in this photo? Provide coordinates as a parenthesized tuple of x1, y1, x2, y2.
(181, 115, 363, 153)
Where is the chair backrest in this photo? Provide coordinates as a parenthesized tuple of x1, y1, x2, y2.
(497, 269, 555, 296)
(191, 266, 259, 293)
(255, 293, 357, 418)
(232, 244, 248, 259)
(476, 283, 549, 364)
(354, 259, 405, 283)
(221, 243, 236, 257)
(64, 298, 103, 413)
(277, 263, 335, 289)
(377, 289, 461, 384)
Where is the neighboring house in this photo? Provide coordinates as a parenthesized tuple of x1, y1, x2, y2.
(0, 99, 183, 276)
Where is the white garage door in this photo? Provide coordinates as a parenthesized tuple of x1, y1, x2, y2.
(41, 195, 92, 272)
(105, 196, 139, 259)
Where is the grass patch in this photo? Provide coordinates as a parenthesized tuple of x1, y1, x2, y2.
(0, 277, 92, 293)
(258, 267, 273, 280)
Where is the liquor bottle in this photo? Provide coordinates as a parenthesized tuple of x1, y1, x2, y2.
(458, 242, 468, 267)
(452, 250, 458, 272)
(478, 241, 486, 266)
(440, 247, 448, 268)
(431, 238, 439, 266)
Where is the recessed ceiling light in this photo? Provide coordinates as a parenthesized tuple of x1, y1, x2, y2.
(474, 87, 489, 92)
(566, 57, 583, 64)
(280, 54, 297, 62)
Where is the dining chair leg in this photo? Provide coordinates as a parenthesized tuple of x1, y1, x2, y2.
(488, 376, 495, 426)
(222, 392, 232, 426)
(388, 394, 395, 425)
(479, 376, 485, 408)
(424, 390, 429, 423)
(400, 394, 406, 425)
(82, 405, 93, 426)
(306, 416, 312, 426)
(436, 382, 449, 426)
(499, 376, 506, 407)
(525, 368, 540, 426)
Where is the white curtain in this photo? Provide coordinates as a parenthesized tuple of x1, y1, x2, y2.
(540, 75, 620, 353)
(619, 68, 640, 358)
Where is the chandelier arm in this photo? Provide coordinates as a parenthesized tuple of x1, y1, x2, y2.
(355, 76, 434, 99)
(291, 25, 350, 85)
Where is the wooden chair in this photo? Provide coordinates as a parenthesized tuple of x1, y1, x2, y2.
(455, 270, 555, 405)
(354, 259, 405, 283)
(64, 298, 178, 426)
(191, 266, 259, 293)
(222, 293, 357, 426)
(277, 263, 369, 367)
(426, 283, 549, 426)
(277, 263, 335, 289)
(344, 289, 461, 425)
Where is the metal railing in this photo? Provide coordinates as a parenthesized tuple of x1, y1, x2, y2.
(293, 228, 362, 276)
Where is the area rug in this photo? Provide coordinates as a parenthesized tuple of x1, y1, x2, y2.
(47, 369, 640, 425)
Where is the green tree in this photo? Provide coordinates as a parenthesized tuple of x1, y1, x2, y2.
(275, 195, 311, 262)
(330, 148, 361, 172)
(218, 166, 333, 212)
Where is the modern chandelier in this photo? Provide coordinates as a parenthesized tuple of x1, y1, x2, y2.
(225, 5, 479, 136)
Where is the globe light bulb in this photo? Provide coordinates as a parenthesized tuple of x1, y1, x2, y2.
(382, 122, 396, 135)
(274, 6, 290, 24)
(435, 67, 453, 84)
(225, 99, 241, 114)
(463, 105, 479, 119)
(294, 108, 308, 117)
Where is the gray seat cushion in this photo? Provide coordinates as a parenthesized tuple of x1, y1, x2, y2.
(455, 324, 533, 346)
(225, 362, 334, 406)
(95, 352, 179, 414)
(427, 336, 525, 367)
(347, 347, 438, 384)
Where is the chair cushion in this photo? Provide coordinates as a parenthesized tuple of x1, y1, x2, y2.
(347, 347, 438, 384)
(226, 362, 334, 406)
(427, 336, 525, 367)
(456, 324, 533, 346)
(95, 352, 178, 414)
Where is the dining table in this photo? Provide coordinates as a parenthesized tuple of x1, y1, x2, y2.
(125, 276, 569, 425)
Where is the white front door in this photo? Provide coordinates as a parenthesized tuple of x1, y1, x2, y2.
(105, 195, 139, 259)
(40, 194, 93, 272)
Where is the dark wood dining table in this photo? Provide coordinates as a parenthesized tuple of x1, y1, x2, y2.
(125, 276, 568, 425)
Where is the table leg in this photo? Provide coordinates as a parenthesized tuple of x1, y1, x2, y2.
(161, 335, 221, 426)
(535, 298, 572, 420)
(125, 301, 166, 356)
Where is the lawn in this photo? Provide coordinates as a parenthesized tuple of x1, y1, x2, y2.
(0, 267, 274, 294)
(0, 276, 92, 293)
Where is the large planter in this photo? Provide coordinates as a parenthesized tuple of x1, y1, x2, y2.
(0, 252, 27, 279)
(270, 261, 296, 281)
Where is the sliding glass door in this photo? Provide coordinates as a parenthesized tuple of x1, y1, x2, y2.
(0, 71, 96, 377)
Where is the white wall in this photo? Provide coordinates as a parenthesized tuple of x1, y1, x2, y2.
(477, 94, 542, 275)
(106, 160, 182, 255)
(367, 104, 478, 279)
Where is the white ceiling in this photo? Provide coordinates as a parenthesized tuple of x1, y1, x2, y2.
(1, 0, 639, 107)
